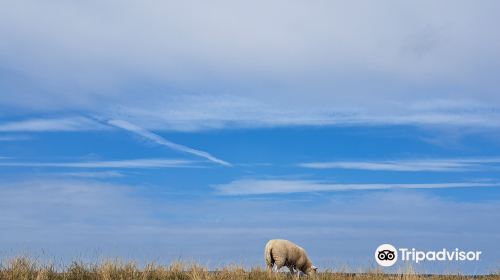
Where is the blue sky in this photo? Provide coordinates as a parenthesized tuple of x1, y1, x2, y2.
(1, 0, 500, 274)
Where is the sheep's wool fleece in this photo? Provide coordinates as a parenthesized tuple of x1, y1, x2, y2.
(265, 239, 313, 272)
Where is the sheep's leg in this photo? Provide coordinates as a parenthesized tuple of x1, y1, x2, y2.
(275, 259, 285, 272)
(288, 266, 295, 274)
(266, 263, 273, 273)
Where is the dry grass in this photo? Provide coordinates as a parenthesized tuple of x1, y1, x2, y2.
(0, 257, 498, 280)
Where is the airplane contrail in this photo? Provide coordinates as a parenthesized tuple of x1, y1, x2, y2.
(108, 119, 231, 166)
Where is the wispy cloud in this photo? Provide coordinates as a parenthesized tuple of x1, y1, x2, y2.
(2, 178, 500, 273)
(0, 117, 105, 132)
(299, 157, 500, 172)
(0, 135, 31, 141)
(108, 119, 231, 166)
(102, 101, 500, 132)
(54, 171, 125, 178)
(0, 158, 195, 169)
(0, 178, 157, 242)
(214, 179, 500, 195)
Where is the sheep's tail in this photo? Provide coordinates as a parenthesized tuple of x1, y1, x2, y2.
(265, 242, 274, 271)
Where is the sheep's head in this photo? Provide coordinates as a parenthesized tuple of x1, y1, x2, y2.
(305, 265, 317, 276)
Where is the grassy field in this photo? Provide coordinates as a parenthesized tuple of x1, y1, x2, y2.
(1, 258, 499, 280)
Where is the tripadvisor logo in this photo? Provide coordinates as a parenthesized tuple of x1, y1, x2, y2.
(375, 244, 398, 267)
(375, 244, 482, 267)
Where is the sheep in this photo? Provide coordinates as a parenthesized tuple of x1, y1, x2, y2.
(265, 239, 317, 276)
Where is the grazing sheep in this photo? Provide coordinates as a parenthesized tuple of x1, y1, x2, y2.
(265, 239, 317, 276)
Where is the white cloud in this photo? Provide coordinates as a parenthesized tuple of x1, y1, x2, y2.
(53, 171, 125, 178)
(0, 117, 105, 132)
(105, 99, 500, 131)
(108, 119, 231, 166)
(0, 1, 499, 129)
(0, 178, 158, 244)
(299, 157, 500, 172)
(214, 179, 500, 195)
(0, 158, 196, 169)
(0, 135, 31, 141)
(1, 178, 499, 273)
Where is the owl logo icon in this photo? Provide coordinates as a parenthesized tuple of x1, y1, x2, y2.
(378, 249, 395, 261)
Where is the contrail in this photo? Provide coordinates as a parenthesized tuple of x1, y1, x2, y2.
(107, 119, 231, 166)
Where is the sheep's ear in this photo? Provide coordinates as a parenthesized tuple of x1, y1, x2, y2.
(312, 266, 317, 271)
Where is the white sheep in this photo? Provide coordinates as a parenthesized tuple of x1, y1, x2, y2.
(264, 239, 317, 276)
